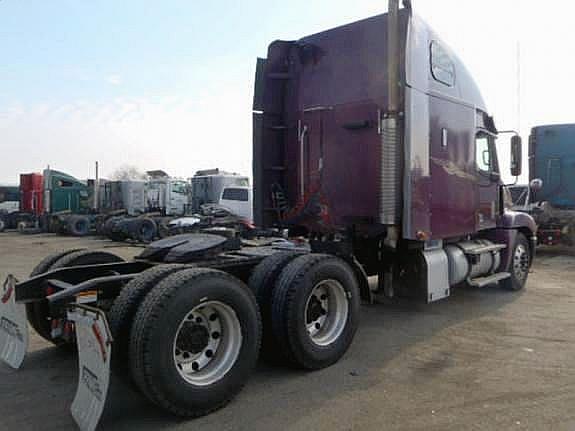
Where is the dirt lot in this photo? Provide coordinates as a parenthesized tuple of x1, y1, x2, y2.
(1, 232, 574, 431)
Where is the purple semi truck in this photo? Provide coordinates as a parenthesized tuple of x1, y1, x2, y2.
(0, 2, 536, 429)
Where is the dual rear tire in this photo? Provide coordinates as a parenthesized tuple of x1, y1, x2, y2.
(250, 253, 360, 370)
(28, 248, 360, 419)
(115, 252, 359, 418)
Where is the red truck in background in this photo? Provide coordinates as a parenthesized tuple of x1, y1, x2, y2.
(19, 173, 44, 216)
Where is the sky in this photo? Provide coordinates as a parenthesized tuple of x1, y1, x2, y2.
(0, 0, 574, 185)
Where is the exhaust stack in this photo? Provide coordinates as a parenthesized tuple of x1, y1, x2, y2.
(379, 0, 403, 227)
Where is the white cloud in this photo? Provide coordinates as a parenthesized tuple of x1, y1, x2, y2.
(106, 75, 123, 86)
(0, 86, 254, 183)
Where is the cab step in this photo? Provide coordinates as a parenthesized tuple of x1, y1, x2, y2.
(468, 272, 511, 288)
(463, 243, 507, 255)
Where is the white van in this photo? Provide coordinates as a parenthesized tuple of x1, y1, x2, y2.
(218, 186, 253, 223)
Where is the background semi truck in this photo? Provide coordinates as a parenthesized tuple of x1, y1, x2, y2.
(190, 168, 250, 212)
(0, 174, 43, 232)
(528, 123, 575, 245)
(0, 2, 537, 430)
(0, 184, 22, 231)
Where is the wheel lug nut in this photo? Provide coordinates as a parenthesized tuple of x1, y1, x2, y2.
(209, 313, 218, 322)
(183, 352, 190, 359)
(315, 322, 321, 330)
(320, 294, 328, 300)
(195, 317, 203, 324)
(192, 362, 199, 371)
(212, 331, 220, 339)
(205, 349, 213, 358)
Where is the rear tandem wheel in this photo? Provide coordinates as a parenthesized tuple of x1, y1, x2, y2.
(271, 254, 361, 370)
(129, 268, 261, 417)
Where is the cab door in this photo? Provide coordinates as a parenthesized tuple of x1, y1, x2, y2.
(475, 131, 500, 230)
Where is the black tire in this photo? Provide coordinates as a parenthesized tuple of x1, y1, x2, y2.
(108, 264, 186, 370)
(68, 215, 91, 237)
(105, 217, 127, 241)
(29, 249, 86, 278)
(248, 252, 300, 359)
(271, 254, 360, 370)
(28, 249, 125, 345)
(133, 218, 158, 243)
(501, 233, 531, 291)
(26, 249, 86, 341)
(101, 217, 116, 236)
(129, 268, 261, 417)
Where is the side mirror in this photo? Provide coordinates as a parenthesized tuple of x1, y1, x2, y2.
(489, 171, 501, 182)
(510, 135, 522, 177)
(529, 178, 543, 191)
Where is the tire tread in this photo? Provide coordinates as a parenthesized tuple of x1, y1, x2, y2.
(130, 268, 261, 417)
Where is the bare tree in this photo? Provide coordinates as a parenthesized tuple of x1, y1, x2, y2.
(110, 165, 147, 181)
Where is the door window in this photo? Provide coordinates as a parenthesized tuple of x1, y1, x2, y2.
(475, 133, 498, 173)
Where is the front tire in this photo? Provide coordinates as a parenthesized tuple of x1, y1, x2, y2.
(68, 215, 91, 237)
(271, 254, 360, 370)
(501, 233, 531, 291)
(129, 268, 261, 417)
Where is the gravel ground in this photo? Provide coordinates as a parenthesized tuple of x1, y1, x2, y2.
(0, 232, 574, 431)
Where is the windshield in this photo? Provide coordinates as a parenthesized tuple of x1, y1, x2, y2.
(508, 186, 529, 206)
(171, 181, 187, 194)
(221, 188, 249, 202)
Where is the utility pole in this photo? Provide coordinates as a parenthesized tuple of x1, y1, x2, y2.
(94, 161, 99, 211)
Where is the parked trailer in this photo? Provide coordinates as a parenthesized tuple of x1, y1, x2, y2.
(528, 123, 575, 245)
(0, 3, 537, 430)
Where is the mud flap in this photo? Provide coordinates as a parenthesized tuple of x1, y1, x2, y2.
(0, 275, 29, 369)
(68, 306, 112, 431)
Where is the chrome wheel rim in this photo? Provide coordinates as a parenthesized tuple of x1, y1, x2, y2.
(173, 301, 242, 386)
(304, 279, 349, 347)
(513, 244, 529, 282)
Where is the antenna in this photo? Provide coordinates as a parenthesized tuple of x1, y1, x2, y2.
(516, 41, 521, 132)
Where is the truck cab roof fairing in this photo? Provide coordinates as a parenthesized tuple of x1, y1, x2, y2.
(405, 14, 487, 111)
